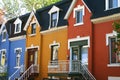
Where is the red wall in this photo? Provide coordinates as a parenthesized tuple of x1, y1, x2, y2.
(93, 20, 120, 80)
(68, 0, 93, 73)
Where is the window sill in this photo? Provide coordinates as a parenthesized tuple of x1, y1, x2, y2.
(29, 34, 36, 37)
(107, 63, 120, 67)
(105, 7, 120, 11)
(48, 65, 59, 68)
(2, 39, 6, 42)
(14, 66, 20, 68)
(74, 22, 84, 27)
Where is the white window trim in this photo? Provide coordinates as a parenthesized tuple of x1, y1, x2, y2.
(105, 0, 120, 10)
(108, 76, 120, 80)
(73, 5, 85, 26)
(14, 18, 22, 34)
(14, 48, 22, 68)
(49, 41, 60, 48)
(106, 31, 120, 66)
(2, 30, 7, 42)
(68, 36, 90, 49)
(48, 6, 60, 29)
(106, 30, 117, 46)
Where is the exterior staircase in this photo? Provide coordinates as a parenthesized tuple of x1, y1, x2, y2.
(9, 65, 24, 80)
(18, 64, 39, 80)
(9, 64, 39, 80)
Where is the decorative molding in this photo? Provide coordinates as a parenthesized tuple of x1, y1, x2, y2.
(14, 48, 22, 53)
(26, 44, 39, 51)
(107, 64, 120, 67)
(9, 35, 26, 41)
(106, 31, 117, 46)
(48, 6, 60, 14)
(24, 11, 40, 31)
(49, 41, 60, 48)
(40, 26, 67, 34)
(91, 13, 120, 24)
(64, 0, 77, 19)
(68, 36, 90, 49)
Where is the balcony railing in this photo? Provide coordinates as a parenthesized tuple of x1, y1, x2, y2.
(48, 60, 96, 80)
(48, 60, 69, 73)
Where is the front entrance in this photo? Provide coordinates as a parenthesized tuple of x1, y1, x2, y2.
(27, 48, 38, 68)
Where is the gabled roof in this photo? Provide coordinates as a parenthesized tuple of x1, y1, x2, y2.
(64, 0, 91, 20)
(5, 13, 30, 38)
(0, 21, 7, 35)
(24, 0, 72, 31)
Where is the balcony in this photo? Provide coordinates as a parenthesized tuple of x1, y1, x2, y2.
(48, 60, 96, 80)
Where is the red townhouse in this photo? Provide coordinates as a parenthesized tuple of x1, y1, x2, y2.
(64, 0, 95, 79)
(89, 0, 120, 80)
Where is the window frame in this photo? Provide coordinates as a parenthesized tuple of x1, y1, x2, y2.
(0, 49, 6, 66)
(73, 5, 85, 26)
(31, 23, 36, 35)
(51, 12, 57, 28)
(14, 23, 21, 34)
(2, 30, 7, 42)
(14, 48, 22, 68)
(105, 0, 120, 10)
(51, 45, 59, 61)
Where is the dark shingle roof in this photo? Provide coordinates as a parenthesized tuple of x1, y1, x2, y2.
(84, 0, 120, 19)
(35, 0, 72, 31)
(6, 13, 30, 38)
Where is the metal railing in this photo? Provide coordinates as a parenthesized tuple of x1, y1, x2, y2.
(18, 64, 39, 80)
(81, 63, 96, 80)
(48, 60, 96, 80)
(9, 65, 24, 80)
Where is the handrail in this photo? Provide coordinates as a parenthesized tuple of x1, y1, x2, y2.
(81, 63, 96, 80)
(18, 64, 39, 80)
(9, 65, 24, 80)
(18, 64, 33, 80)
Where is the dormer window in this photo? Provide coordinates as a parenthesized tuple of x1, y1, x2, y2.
(31, 23, 36, 34)
(74, 5, 85, 26)
(2, 30, 7, 42)
(48, 6, 60, 29)
(106, 0, 120, 10)
(14, 18, 22, 34)
(51, 12, 57, 28)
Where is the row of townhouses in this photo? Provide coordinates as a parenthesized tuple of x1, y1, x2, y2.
(0, 0, 120, 80)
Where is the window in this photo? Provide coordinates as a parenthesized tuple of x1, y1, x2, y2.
(48, 6, 60, 29)
(74, 5, 84, 26)
(51, 12, 57, 28)
(51, 45, 58, 61)
(31, 23, 36, 34)
(1, 50, 6, 66)
(109, 37, 120, 64)
(14, 23, 21, 34)
(2, 30, 7, 42)
(15, 48, 22, 67)
(75, 9, 83, 24)
(106, 0, 120, 10)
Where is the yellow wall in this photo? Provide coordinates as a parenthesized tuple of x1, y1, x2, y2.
(40, 27, 68, 80)
(25, 16, 41, 79)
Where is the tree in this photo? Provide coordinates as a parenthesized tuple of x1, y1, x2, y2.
(0, 0, 61, 19)
(22, 0, 61, 11)
(112, 21, 120, 53)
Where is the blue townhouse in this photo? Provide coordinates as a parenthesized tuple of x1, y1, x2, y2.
(7, 14, 29, 80)
(0, 22, 10, 79)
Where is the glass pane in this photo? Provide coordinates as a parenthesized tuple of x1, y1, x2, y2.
(110, 38, 116, 63)
(51, 12, 57, 27)
(51, 45, 58, 61)
(31, 23, 36, 34)
(76, 9, 83, 23)
(16, 23, 20, 32)
(81, 47, 88, 65)
(72, 47, 79, 60)
(109, 0, 118, 8)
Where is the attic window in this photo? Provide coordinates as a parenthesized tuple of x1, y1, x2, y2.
(51, 12, 57, 28)
(106, 0, 120, 10)
(14, 18, 22, 34)
(2, 30, 7, 42)
(48, 6, 60, 29)
(31, 23, 36, 34)
(73, 5, 85, 26)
